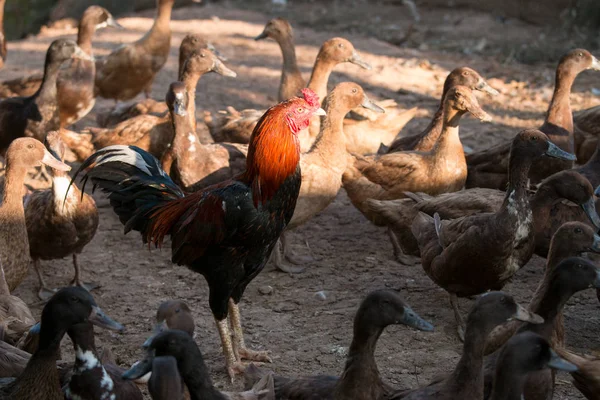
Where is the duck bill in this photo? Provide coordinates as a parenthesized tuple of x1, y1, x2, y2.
(254, 30, 269, 41)
(213, 59, 237, 78)
(173, 97, 187, 117)
(89, 305, 124, 332)
(545, 142, 576, 161)
(593, 268, 600, 288)
(42, 149, 71, 171)
(547, 349, 578, 372)
(582, 198, 600, 230)
(143, 321, 168, 348)
(589, 55, 600, 71)
(72, 45, 94, 62)
(400, 306, 434, 332)
(476, 78, 500, 96)
(361, 96, 385, 113)
(595, 184, 600, 197)
(122, 354, 154, 380)
(468, 102, 493, 122)
(107, 16, 124, 30)
(349, 50, 372, 70)
(510, 304, 544, 324)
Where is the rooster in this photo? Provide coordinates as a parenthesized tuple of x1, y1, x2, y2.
(71, 88, 325, 380)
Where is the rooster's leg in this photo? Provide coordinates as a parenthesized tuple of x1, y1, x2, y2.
(33, 259, 56, 301)
(228, 299, 272, 363)
(272, 236, 305, 274)
(70, 254, 100, 292)
(216, 317, 245, 381)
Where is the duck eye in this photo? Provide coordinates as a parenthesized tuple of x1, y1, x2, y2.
(27, 144, 34, 149)
(71, 296, 80, 302)
(579, 52, 583, 57)
(530, 136, 537, 142)
(175, 308, 181, 313)
(500, 296, 506, 303)
(575, 227, 583, 234)
(351, 88, 358, 93)
(463, 71, 469, 76)
(338, 43, 344, 48)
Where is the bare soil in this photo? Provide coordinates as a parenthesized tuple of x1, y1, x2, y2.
(2, 2, 600, 399)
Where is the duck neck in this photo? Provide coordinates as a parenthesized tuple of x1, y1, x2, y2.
(500, 151, 531, 212)
(544, 67, 575, 142)
(431, 106, 465, 154)
(179, 349, 223, 400)
(447, 323, 488, 397)
(520, 278, 570, 339)
(489, 365, 528, 400)
(52, 169, 78, 213)
(171, 112, 198, 158)
(529, 182, 559, 233)
(277, 33, 303, 91)
(154, 0, 174, 30)
(181, 71, 202, 130)
(2, 163, 27, 209)
(76, 17, 96, 55)
(336, 325, 384, 397)
(0, 0, 5, 32)
(307, 58, 335, 103)
(309, 99, 347, 160)
(36, 54, 62, 103)
(70, 325, 100, 366)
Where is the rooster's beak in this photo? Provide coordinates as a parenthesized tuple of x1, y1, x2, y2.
(314, 107, 326, 116)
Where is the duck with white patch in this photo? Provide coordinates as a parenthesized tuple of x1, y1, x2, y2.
(25, 131, 99, 300)
(64, 322, 143, 400)
(410, 129, 576, 341)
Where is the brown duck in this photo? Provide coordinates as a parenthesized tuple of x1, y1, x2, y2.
(481, 256, 600, 400)
(0, 40, 91, 152)
(0, 7, 120, 128)
(388, 292, 542, 400)
(246, 290, 434, 400)
(160, 82, 247, 192)
(0, 0, 6, 70)
(573, 104, 600, 165)
(556, 347, 600, 400)
(342, 85, 491, 224)
(466, 49, 600, 189)
(0, 138, 70, 292)
(383, 66, 498, 154)
(24, 131, 99, 300)
(367, 170, 600, 264)
(94, 0, 196, 101)
(271, 82, 384, 273)
(96, 33, 219, 129)
(89, 50, 236, 160)
(0, 260, 35, 347)
(410, 129, 575, 339)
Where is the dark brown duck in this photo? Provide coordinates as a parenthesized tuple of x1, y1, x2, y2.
(466, 49, 600, 189)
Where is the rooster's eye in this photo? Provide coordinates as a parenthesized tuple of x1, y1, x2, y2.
(297, 107, 304, 113)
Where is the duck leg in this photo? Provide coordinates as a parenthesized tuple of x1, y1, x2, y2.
(388, 228, 419, 265)
(271, 236, 305, 274)
(282, 232, 314, 266)
(449, 292, 465, 342)
(228, 299, 272, 363)
(70, 254, 100, 292)
(33, 260, 56, 301)
(216, 317, 245, 382)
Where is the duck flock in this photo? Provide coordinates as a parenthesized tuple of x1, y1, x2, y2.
(0, 0, 600, 399)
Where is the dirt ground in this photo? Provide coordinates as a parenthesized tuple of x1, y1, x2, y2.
(2, 1, 600, 399)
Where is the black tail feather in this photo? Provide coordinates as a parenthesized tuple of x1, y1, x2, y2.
(71, 145, 184, 238)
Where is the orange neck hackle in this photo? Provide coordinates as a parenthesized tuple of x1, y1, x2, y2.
(243, 89, 321, 206)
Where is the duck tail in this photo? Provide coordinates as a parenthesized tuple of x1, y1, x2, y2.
(71, 145, 184, 240)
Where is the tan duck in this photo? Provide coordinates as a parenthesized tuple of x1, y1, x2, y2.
(160, 82, 247, 192)
(94, 0, 195, 101)
(342, 85, 491, 224)
(88, 50, 236, 160)
(0, 138, 70, 292)
(0, 7, 120, 128)
(255, 18, 306, 102)
(481, 256, 600, 400)
(0, 0, 5, 70)
(384, 67, 498, 154)
(410, 129, 575, 339)
(0, 261, 35, 347)
(96, 33, 219, 129)
(0, 40, 91, 153)
(24, 131, 99, 300)
(367, 170, 600, 264)
(573, 104, 600, 165)
(466, 49, 600, 189)
(483, 222, 600, 357)
(208, 37, 371, 150)
(556, 348, 600, 400)
(0, 287, 123, 400)
(271, 82, 384, 273)
(387, 292, 542, 400)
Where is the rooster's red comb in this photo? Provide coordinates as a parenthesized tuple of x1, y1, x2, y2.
(301, 88, 320, 108)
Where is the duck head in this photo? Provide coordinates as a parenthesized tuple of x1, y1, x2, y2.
(46, 39, 93, 64)
(354, 289, 434, 333)
(445, 67, 499, 96)
(143, 299, 195, 347)
(182, 49, 237, 78)
(5, 137, 70, 172)
(179, 34, 225, 69)
(44, 131, 68, 163)
(327, 82, 384, 114)
(548, 256, 600, 294)
(255, 17, 294, 42)
(557, 49, 600, 75)
(443, 85, 493, 122)
(550, 222, 600, 257)
(317, 37, 371, 70)
(468, 292, 543, 332)
(81, 5, 123, 31)
(510, 129, 576, 162)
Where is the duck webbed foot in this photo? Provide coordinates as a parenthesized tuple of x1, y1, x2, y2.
(449, 292, 466, 342)
(271, 238, 306, 274)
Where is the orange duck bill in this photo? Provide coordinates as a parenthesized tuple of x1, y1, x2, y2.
(41, 149, 71, 171)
